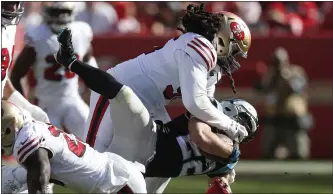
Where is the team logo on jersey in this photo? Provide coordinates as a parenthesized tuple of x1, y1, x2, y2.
(230, 22, 244, 41)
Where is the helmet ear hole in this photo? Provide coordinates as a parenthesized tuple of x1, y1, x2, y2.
(225, 107, 231, 112)
(218, 37, 225, 47)
(5, 128, 11, 135)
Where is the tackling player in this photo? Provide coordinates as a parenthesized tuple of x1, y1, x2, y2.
(1, 100, 147, 194)
(83, 4, 252, 154)
(56, 4, 252, 192)
(55, 26, 258, 194)
(10, 2, 98, 140)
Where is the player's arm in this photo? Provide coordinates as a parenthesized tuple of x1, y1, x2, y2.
(176, 49, 247, 142)
(23, 148, 51, 194)
(3, 79, 49, 123)
(10, 44, 37, 95)
(188, 117, 233, 158)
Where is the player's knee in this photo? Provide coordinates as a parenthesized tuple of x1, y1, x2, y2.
(113, 86, 149, 118)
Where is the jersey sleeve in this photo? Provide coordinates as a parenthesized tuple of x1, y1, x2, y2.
(183, 36, 217, 72)
(14, 123, 54, 164)
(14, 130, 42, 164)
(176, 49, 235, 132)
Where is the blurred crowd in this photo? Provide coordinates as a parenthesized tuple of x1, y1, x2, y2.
(22, 1, 333, 37)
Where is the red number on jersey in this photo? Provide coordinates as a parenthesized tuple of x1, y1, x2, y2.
(48, 125, 86, 157)
(163, 85, 181, 100)
(1, 46, 14, 81)
(44, 54, 79, 81)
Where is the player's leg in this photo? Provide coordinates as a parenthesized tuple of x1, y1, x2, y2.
(145, 177, 171, 193)
(84, 91, 113, 153)
(63, 97, 89, 140)
(108, 85, 157, 168)
(98, 152, 147, 193)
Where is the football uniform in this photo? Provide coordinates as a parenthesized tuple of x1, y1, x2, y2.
(145, 115, 238, 178)
(102, 86, 237, 193)
(85, 32, 222, 152)
(1, 25, 17, 97)
(25, 21, 92, 140)
(12, 120, 146, 193)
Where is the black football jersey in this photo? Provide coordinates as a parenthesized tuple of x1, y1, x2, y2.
(145, 114, 237, 178)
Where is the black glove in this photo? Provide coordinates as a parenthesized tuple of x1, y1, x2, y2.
(54, 28, 77, 69)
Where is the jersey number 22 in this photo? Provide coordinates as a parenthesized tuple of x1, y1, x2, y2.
(44, 54, 79, 81)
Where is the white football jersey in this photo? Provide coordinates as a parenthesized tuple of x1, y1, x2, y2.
(109, 32, 221, 111)
(25, 21, 92, 100)
(85, 33, 222, 152)
(13, 121, 111, 193)
(1, 25, 17, 98)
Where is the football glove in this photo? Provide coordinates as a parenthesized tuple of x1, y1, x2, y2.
(54, 28, 77, 70)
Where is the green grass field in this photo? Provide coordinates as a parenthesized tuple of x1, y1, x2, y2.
(53, 161, 332, 193)
(54, 175, 332, 193)
(4, 159, 332, 193)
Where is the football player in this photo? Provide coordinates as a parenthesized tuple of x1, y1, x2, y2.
(10, 2, 98, 140)
(55, 3, 252, 193)
(1, 2, 49, 124)
(1, 2, 52, 193)
(1, 100, 147, 194)
(55, 25, 258, 194)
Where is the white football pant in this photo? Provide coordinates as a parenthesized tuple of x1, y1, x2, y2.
(107, 86, 157, 170)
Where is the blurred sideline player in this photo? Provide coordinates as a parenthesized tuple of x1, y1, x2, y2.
(77, 4, 252, 192)
(11, 2, 98, 140)
(55, 27, 258, 194)
(1, 100, 147, 193)
(1, 2, 52, 194)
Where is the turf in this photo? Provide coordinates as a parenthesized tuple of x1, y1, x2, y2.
(54, 175, 332, 193)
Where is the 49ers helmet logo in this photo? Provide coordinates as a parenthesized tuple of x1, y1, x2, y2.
(230, 22, 244, 41)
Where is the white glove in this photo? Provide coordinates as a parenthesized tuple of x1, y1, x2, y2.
(7, 91, 50, 123)
(224, 120, 248, 143)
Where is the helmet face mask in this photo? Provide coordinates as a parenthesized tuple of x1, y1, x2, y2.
(213, 11, 251, 74)
(1, 100, 25, 156)
(219, 98, 259, 144)
(43, 2, 76, 33)
(1, 1, 24, 26)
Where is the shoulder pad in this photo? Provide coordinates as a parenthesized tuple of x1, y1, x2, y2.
(184, 35, 217, 72)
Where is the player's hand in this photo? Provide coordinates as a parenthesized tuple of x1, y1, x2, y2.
(54, 27, 77, 69)
(225, 121, 248, 143)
